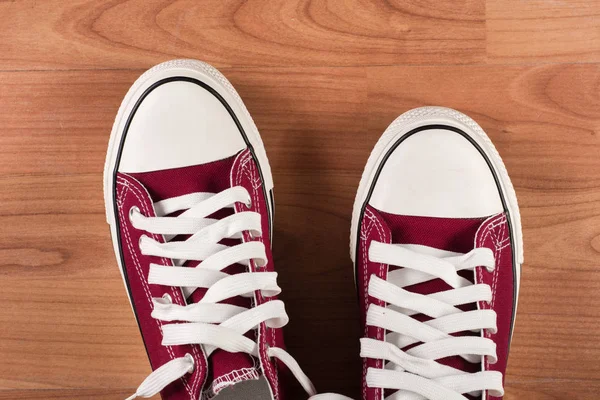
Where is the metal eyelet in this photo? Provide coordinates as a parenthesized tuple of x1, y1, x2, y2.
(254, 258, 267, 270)
(249, 230, 262, 240)
(245, 197, 252, 209)
(184, 353, 195, 373)
(162, 293, 172, 304)
(129, 206, 140, 223)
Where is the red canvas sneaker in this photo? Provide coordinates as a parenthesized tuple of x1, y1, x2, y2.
(104, 60, 349, 400)
(351, 107, 523, 400)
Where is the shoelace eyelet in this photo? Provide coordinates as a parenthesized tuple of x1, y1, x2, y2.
(245, 198, 252, 209)
(129, 206, 141, 223)
(162, 293, 172, 304)
(255, 258, 268, 270)
(184, 353, 195, 373)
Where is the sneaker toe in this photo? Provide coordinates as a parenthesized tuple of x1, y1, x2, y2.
(369, 127, 503, 218)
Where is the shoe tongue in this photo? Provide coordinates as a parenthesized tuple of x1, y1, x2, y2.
(128, 154, 238, 203)
(202, 349, 261, 398)
(376, 210, 488, 374)
(129, 153, 264, 396)
(187, 263, 262, 398)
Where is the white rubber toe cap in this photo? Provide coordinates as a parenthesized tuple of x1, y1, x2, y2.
(368, 128, 503, 218)
(117, 79, 246, 173)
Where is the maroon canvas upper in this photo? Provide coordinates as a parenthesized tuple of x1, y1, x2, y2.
(474, 213, 514, 400)
(356, 204, 516, 400)
(114, 149, 285, 400)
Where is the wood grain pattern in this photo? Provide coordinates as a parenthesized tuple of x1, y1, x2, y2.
(0, 0, 479, 69)
(0, 1, 599, 399)
(0, 389, 153, 400)
(1, 0, 595, 70)
(487, 0, 600, 62)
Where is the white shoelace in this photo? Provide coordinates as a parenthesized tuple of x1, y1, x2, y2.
(125, 186, 350, 400)
(362, 242, 505, 400)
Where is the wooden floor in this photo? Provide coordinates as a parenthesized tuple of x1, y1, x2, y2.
(0, 1, 599, 399)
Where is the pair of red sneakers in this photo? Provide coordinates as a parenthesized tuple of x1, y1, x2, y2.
(104, 60, 522, 400)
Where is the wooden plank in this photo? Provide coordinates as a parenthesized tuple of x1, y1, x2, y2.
(504, 383, 600, 400)
(0, 0, 485, 70)
(0, 70, 132, 175)
(0, 214, 151, 390)
(0, 389, 158, 399)
(0, 67, 368, 176)
(3, 0, 596, 70)
(487, 0, 600, 63)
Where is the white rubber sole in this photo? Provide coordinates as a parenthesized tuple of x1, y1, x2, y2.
(103, 59, 274, 304)
(349, 106, 523, 293)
